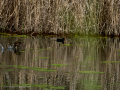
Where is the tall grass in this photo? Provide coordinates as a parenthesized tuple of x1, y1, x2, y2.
(0, 0, 120, 35)
(99, 0, 120, 35)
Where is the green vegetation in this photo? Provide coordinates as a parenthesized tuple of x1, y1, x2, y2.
(79, 71, 104, 74)
(80, 80, 102, 90)
(0, 65, 56, 72)
(16, 65, 56, 72)
(51, 64, 67, 67)
(101, 61, 120, 63)
(7, 84, 65, 89)
(20, 51, 25, 52)
(5, 69, 13, 71)
(63, 44, 71, 46)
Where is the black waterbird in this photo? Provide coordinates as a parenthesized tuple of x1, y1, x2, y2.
(56, 38, 65, 44)
(13, 41, 22, 49)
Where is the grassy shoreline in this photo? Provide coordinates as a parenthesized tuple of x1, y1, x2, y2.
(1, 30, 120, 38)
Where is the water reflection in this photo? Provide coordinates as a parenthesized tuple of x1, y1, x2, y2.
(0, 40, 24, 55)
(0, 36, 120, 90)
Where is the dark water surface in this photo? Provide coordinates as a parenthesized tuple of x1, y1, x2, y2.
(0, 35, 120, 90)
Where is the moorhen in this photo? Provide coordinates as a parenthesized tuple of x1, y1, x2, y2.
(57, 38, 65, 44)
(13, 41, 22, 49)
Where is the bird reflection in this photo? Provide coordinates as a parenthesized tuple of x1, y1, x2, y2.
(13, 41, 23, 55)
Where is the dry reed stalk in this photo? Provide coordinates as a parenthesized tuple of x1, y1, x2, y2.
(0, 0, 119, 35)
(100, 0, 120, 35)
(0, 0, 84, 34)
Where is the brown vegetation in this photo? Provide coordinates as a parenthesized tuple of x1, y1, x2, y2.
(0, 0, 120, 35)
(99, 0, 120, 36)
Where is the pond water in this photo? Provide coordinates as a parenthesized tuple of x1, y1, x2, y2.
(0, 35, 120, 90)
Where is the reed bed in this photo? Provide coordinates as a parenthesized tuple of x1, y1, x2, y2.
(0, 0, 120, 35)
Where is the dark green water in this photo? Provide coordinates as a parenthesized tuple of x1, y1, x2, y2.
(0, 35, 120, 90)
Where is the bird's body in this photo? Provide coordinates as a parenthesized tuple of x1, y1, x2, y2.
(0, 41, 23, 55)
(56, 38, 65, 44)
(13, 41, 22, 49)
